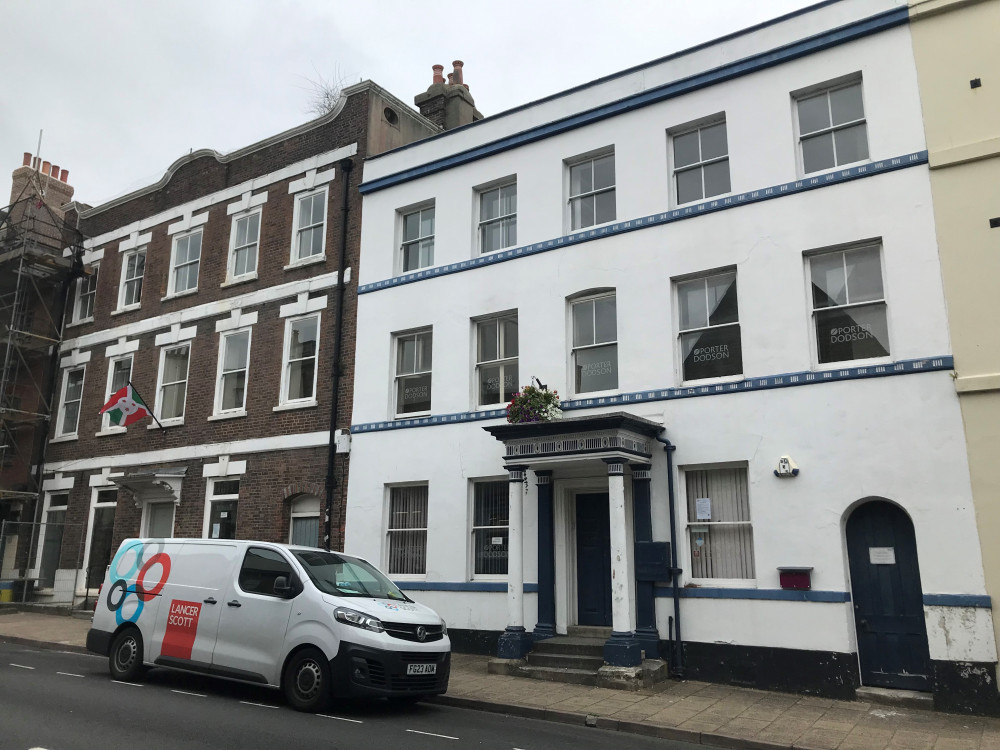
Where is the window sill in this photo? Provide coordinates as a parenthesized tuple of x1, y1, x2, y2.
(284, 254, 326, 271)
(800, 157, 871, 180)
(680, 373, 745, 388)
(571, 388, 620, 400)
(49, 434, 78, 444)
(813, 355, 893, 371)
(66, 317, 94, 328)
(221, 274, 258, 289)
(208, 410, 247, 422)
(111, 304, 141, 317)
(273, 400, 318, 412)
(394, 410, 432, 420)
(161, 288, 199, 303)
(685, 579, 757, 589)
(148, 419, 184, 430)
(95, 427, 127, 437)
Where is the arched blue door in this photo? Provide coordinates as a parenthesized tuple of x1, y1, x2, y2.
(846, 501, 931, 690)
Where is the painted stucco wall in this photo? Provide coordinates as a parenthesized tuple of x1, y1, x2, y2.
(347, 0, 996, 666)
(909, 0, 1000, 657)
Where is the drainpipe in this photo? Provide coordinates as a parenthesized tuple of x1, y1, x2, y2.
(324, 157, 354, 552)
(655, 431, 685, 677)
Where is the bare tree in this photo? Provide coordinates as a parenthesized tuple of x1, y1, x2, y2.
(303, 64, 351, 118)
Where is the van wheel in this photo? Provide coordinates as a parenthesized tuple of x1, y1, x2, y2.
(283, 648, 330, 712)
(109, 627, 145, 681)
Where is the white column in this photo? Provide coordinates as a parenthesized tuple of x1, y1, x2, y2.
(507, 466, 527, 629)
(606, 460, 634, 634)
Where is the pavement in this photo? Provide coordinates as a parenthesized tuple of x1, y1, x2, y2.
(2, 609, 999, 750)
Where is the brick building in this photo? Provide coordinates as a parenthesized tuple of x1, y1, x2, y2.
(26, 81, 438, 604)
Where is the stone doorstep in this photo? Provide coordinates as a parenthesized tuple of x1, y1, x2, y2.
(856, 687, 934, 711)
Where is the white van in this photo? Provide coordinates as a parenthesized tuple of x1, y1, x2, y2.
(86, 539, 450, 711)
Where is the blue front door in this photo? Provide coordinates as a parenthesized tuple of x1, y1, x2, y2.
(846, 501, 931, 691)
(576, 493, 612, 627)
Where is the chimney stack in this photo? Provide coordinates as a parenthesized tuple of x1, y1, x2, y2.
(9, 151, 75, 209)
(414, 60, 484, 131)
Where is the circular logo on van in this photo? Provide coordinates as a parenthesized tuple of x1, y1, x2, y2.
(416, 626, 427, 642)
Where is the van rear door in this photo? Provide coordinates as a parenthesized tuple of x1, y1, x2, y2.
(147, 542, 240, 667)
(212, 546, 296, 685)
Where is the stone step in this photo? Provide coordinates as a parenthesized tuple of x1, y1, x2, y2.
(856, 686, 934, 710)
(566, 625, 612, 639)
(532, 636, 606, 656)
(527, 651, 605, 671)
(513, 663, 601, 687)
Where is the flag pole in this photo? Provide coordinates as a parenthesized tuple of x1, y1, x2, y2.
(127, 380, 166, 431)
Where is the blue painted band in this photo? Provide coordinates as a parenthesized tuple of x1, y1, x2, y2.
(394, 581, 539, 593)
(923, 594, 992, 608)
(358, 151, 928, 296)
(352, 356, 953, 434)
(654, 586, 851, 603)
(359, 6, 909, 195)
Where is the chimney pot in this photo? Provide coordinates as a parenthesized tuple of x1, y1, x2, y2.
(60, 168, 69, 183)
(452, 60, 464, 86)
(22, 152, 31, 167)
(41, 160, 51, 175)
(32, 157, 38, 169)
(50, 164, 59, 178)
(432, 64, 445, 84)
(447, 73, 454, 84)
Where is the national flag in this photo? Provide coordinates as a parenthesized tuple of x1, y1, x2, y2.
(99, 382, 151, 427)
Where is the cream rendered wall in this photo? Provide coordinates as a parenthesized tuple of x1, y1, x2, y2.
(909, 0, 1000, 655)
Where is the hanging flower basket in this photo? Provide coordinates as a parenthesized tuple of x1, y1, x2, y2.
(506, 384, 562, 424)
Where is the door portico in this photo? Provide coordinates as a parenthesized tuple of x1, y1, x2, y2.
(484, 412, 665, 667)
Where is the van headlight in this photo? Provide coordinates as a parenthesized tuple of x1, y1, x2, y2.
(334, 607, 385, 633)
(440, 619, 447, 636)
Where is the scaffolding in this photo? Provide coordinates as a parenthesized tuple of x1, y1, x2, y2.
(0, 178, 86, 525)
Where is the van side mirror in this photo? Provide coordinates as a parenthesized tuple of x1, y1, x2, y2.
(273, 576, 292, 596)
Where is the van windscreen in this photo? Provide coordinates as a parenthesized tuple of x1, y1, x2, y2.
(293, 550, 408, 601)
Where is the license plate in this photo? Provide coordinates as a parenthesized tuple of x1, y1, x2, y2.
(406, 663, 437, 675)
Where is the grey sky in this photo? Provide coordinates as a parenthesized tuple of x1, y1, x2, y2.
(1, 0, 816, 207)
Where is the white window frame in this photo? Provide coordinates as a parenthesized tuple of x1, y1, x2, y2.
(566, 149, 616, 231)
(807, 242, 891, 368)
(279, 313, 321, 407)
(226, 208, 261, 283)
(83, 486, 119, 591)
(477, 181, 517, 254)
(569, 292, 618, 397)
(682, 463, 755, 586)
(289, 495, 321, 546)
(475, 313, 518, 408)
(793, 76, 869, 176)
(398, 203, 435, 273)
(385, 483, 429, 578)
(202, 478, 240, 540)
(117, 248, 145, 311)
(55, 366, 86, 438)
(99, 353, 133, 434)
(153, 343, 191, 426)
(469, 478, 509, 579)
(213, 328, 253, 417)
(669, 117, 731, 207)
(290, 187, 328, 265)
(675, 269, 743, 385)
(167, 228, 203, 298)
(33, 490, 69, 587)
(142, 501, 175, 538)
(393, 328, 433, 418)
(72, 263, 99, 324)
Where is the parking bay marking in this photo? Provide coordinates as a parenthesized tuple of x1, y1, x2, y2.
(111, 680, 143, 687)
(57, 672, 84, 678)
(406, 729, 459, 740)
(240, 701, 279, 709)
(10, 663, 34, 669)
(171, 689, 206, 697)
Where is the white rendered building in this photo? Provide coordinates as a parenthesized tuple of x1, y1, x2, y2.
(346, 0, 998, 710)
